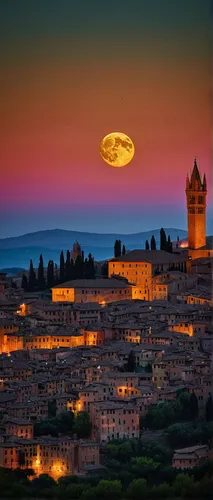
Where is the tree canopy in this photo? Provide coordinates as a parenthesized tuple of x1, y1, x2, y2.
(150, 235, 156, 250)
(114, 240, 121, 258)
(143, 391, 199, 430)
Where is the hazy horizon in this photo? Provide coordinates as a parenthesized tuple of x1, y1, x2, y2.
(0, 209, 212, 239)
(1, 1, 211, 239)
(0, 205, 188, 239)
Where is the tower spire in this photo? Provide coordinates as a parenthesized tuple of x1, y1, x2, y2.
(186, 159, 207, 250)
(203, 173, 207, 191)
(186, 173, 190, 189)
(190, 158, 202, 189)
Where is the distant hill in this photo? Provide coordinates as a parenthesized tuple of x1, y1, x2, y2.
(0, 267, 25, 277)
(0, 228, 187, 269)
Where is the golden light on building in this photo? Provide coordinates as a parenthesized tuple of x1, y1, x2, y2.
(52, 460, 65, 480)
(32, 457, 67, 480)
(19, 303, 27, 316)
(180, 241, 188, 248)
(32, 457, 41, 476)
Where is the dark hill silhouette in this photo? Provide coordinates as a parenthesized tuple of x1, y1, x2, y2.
(0, 228, 187, 268)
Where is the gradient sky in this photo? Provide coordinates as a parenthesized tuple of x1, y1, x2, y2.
(0, 0, 212, 237)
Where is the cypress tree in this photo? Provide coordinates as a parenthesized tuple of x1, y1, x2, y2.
(145, 240, 150, 250)
(150, 235, 156, 250)
(118, 240, 121, 256)
(167, 235, 173, 253)
(122, 244, 126, 256)
(38, 254, 45, 289)
(47, 260, 54, 288)
(89, 253, 95, 278)
(59, 251, 65, 283)
(28, 259, 36, 291)
(70, 258, 74, 280)
(114, 239, 121, 257)
(54, 263, 58, 284)
(114, 240, 118, 257)
(160, 228, 167, 251)
(176, 236, 180, 249)
(21, 274, 28, 291)
(205, 394, 213, 421)
(114, 240, 117, 258)
(84, 258, 88, 278)
(85, 253, 95, 279)
(65, 250, 71, 281)
(74, 255, 84, 279)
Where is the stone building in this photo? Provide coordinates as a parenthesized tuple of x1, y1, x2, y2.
(3, 417, 34, 439)
(0, 436, 100, 479)
(108, 250, 188, 301)
(90, 401, 139, 442)
(52, 278, 133, 304)
(172, 445, 209, 469)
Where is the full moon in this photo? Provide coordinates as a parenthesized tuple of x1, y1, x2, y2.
(100, 132, 135, 167)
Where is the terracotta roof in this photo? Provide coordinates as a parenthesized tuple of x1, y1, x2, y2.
(110, 249, 186, 263)
(174, 444, 208, 458)
(52, 278, 132, 289)
(4, 417, 33, 426)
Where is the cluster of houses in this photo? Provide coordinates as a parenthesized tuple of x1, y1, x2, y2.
(0, 254, 212, 478)
(0, 157, 212, 480)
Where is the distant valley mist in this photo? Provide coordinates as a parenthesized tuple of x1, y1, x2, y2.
(0, 228, 187, 269)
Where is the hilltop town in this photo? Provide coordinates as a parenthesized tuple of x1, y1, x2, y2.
(0, 161, 212, 495)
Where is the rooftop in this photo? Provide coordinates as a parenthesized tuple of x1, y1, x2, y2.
(174, 444, 208, 456)
(4, 417, 33, 426)
(52, 278, 133, 289)
(110, 249, 187, 264)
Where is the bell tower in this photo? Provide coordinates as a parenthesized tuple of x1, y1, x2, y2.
(186, 159, 207, 249)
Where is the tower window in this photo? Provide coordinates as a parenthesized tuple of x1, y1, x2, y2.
(189, 196, 195, 204)
(198, 196, 204, 204)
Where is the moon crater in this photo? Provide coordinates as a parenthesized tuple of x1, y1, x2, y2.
(100, 132, 135, 167)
